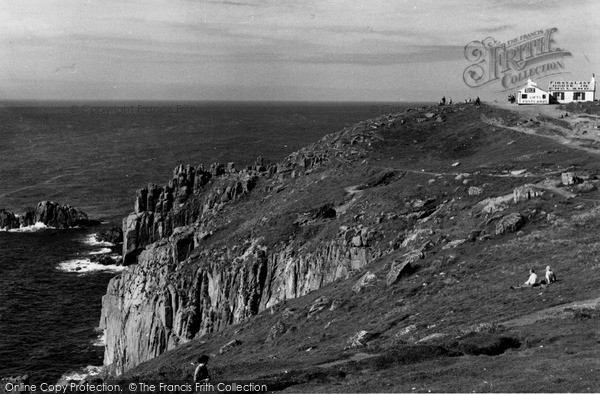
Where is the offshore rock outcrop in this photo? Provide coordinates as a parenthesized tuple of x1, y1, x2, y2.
(0, 201, 92, 230)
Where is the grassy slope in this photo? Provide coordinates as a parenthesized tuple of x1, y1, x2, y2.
(109, 102, 600, 392)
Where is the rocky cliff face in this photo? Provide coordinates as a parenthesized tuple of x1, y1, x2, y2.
(100, 112, 391, 375)
(0, 201, 91, 230)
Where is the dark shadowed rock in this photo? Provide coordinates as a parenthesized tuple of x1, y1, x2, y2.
(312, 203, 336, 219)
(1, 202, 92, 230)
(97, 227, 124, 244)
(495, 213, 525, 235)
(386, 260, 413, 286)
(35, 201, 91, 228)
(0, 209, 18, 230)
(91, 254, 119, 266)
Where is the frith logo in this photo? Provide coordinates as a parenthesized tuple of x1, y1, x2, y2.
(463, 28, 571, 91)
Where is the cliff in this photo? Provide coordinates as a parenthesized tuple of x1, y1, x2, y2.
(100, 120, 378, 373)
(100, 101, 600, 389)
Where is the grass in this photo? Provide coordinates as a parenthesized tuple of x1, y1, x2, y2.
(105, 102, 600, 392)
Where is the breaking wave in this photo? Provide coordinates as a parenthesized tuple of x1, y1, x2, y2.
(0, 222, 55, 232)
(57, 259, 126, 274)
(83, 233, 114, 247)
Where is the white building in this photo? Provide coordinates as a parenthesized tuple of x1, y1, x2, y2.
(548, 75, 596, 103)
(517, 79, 550, 105)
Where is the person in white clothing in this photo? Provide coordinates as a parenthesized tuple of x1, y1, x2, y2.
(524, 269, 538, 286)
(511, 269, 538, 289)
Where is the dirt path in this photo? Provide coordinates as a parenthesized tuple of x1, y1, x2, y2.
(315, 352, 378, 369)
(486, 103, 600, 156)
(336, 184, 364, 214)
(503, 295, 600, 327)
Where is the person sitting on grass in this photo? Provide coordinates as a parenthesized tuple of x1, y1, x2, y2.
(193, 354, 211, 383)
(545, 265, 556, 284)
(511, 268, 538, 289)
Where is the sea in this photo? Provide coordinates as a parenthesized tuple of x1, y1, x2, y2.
(0, 101, 418, 384)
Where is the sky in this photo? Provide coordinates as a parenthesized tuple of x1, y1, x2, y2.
(0, 0, 599, 102)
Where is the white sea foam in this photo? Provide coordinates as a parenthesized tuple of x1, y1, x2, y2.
(57, 259, 126, 274)
(0, 222, 55, 233)
(57, 365, 104, 384)
(88, 248, 112, 255)
(83, 233, 114, 247)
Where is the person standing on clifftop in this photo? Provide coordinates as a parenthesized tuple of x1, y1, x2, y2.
(193, 354, 211, 383)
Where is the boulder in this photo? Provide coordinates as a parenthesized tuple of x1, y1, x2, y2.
(468, 186, 484, 196)
(219, 339, 242, 354)
(396, 324, 417, 338)
(347, 330, 373, 348)
(513, 185, 540, 203)
(308, 297, 329, 317)
(561, 172, 582, 186)
(90, 254, 118, 266)
(442, 239, 467, 249)
(386, 260, 412, 286)
(495, 213, 525, 235)
(329, 299, 342, 311)
(96, 227, 124, 244)
(352, 271, 377, 293)
(575, 181, 597, 193)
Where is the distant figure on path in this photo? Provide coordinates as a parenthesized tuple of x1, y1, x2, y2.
(475, 96, 481, 106)
(511, 269, 538, 289)
(448, 97, 453, 105)
(440, 96, 446, 106)
(545, 265, 556, 284)
(193, 354, 211, 383)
